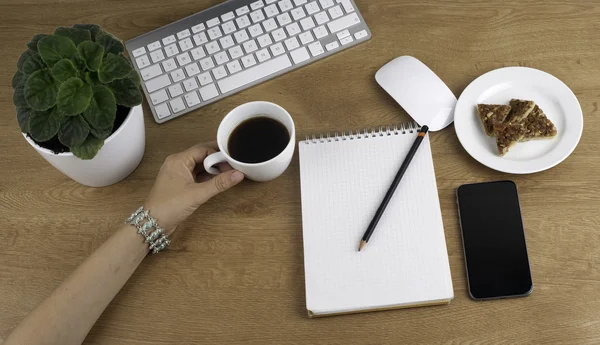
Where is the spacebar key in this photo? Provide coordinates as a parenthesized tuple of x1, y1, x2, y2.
(217, 55, 292, 94)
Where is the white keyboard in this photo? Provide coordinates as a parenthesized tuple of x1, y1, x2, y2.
(126, 0, 371, 123)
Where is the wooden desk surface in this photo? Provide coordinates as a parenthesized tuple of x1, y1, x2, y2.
(1, 1, 600, 344)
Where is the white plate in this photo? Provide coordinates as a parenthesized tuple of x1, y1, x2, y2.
(454, 67, 583, 174)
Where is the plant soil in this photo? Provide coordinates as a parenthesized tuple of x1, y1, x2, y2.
(29, 105, 131, 154)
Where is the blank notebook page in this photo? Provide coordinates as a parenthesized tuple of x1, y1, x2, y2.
(299, 130, 453, 316)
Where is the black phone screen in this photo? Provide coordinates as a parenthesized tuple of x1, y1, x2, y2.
(457, 181, 533, 299)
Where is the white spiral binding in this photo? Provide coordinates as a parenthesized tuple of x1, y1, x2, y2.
(304, 122, 421, 144)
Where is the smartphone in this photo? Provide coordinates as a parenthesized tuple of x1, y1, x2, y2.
(457, 181, 533, 300)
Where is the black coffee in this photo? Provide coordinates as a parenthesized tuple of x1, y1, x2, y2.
(228, 116, 290, 164)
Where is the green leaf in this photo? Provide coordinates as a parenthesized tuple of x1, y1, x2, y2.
(77, 41, 104, 71)
(83, 85, 117, 129)
(58, 114, 90, 147)
(128, 70, 141, 87)
(89, 124, 113, 139)
(73, 24, 101, 40)
(98, 53, 132, 83)
(26, 34, 47, 52)
(12, 70, 24, 89)
(24, 69, 60, 111)
(51, 58, 78, 82)
(13, 79, 28, 108)
(71, 53, 87, 71)
(71, 135, 104, 160)
(37, 35, 77, 68)
(95, 30, 124, 56)
(54, 27, 91, 46)
(28, 107, 62, 142)
(107, 78, 141, 107)
(22, 52, 45, 75)
(85, 71, 101, 86)
(57, 77, 93, 115)
(16, 106, 32, 132)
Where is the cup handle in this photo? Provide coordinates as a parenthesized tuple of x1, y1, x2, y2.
(203, 151, 227, 175)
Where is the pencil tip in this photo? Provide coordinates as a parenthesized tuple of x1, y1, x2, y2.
(358, 240, 366, 252)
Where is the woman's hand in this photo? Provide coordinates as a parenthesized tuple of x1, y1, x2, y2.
(143, 142, 244, 234)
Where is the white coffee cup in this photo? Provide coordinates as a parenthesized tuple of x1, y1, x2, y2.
(203, 101, 295, 182)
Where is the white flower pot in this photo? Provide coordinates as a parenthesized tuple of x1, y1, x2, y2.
(23, 105, 145, 187)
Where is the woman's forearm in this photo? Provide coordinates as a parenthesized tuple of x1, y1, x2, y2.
(5, 225, 148, 345)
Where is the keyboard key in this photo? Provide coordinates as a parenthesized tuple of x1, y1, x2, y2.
(340, 35, 353, 45)
(313, 25, 328, 39)
(214, 51, 230, 65)
(229, 45, 244, 59)
(272, 28, 287, 42)
(236, 15, 251, 29)
(140, 64, 162, 81)
(327, 12, 360, 33)
(199, 57, 215, 71)
(199, 83, 219, 100)
(300, 17, 315, 30)
(299, 31, 314, 45)
(251, 9, 266, 23)
(165, 44, 179, 57)
(135, 55, 151, 68)
(262, 18, 278, 32)
(314, 11, 330, 25)
(354, 29, 368, 40)
(207, 17, 221, 28)
(248, 24, 264, 38)
(256, 48, 271, 62)
(328, 5, 343, 19)
(132, 47, 146, 57)
(339, 0, 355, 13)
(264, 4, 279, 17)
(145, 74, 171, 92)
(319, 0, 334, 8)
(206, 41, 221, 55)
(257, 34, 273, 48)
(150, 49, 165, 63)
(168, 83, 184, 97)
(177, 29, 191, 39)
(290, 46, 310, 64)
(212, 65, 228, 80)
(294, 0, 307, 5)
(220, 35, 235, 49)
(221, 11, 235, 22)
(162, 58, 177, 72)
(185, 62, 201, 76)
(208, 26, 223, 40)
(251, 0, 265, 9)
(192, 23, 206, 33)
(183, 77, 198, 91)
(236, 5, 250, 16)
(234, 29, 250, 43)
(197, 72, 213, 86)
(305, 1, 320, 14)
(241, 54, 257, 68)
(162, 35, 176, 45)
(337, 29, 350, 39)
(191, 47, 206, 60)
(170, 69, 186, 82)
(149, 89, 168, 105)
(278, 0, 293, 12)
(148, 41, 162, 51)
(184, 91, 201, 107)
(179, 38, 194, 51)
(217, 54, 292, 94)
(169, 97, 186, 113)
(227, 60, 243, 74)
(286, 22, 301, 36)
(222, 21, 237, 35)
(266, 0, 278, 3)
(308, 41, 324, 56)
(243, 39, 259, 53)
(155, 102, 171, 119)
(284, 36, 300, 50)
(270, 42, 286, 56)
(325, 41, 339, 51)
(277, 12, 292, 26)
(176, 52, 192, 66)
(193, 32, 208, 46)
(291, 7, 306, 20)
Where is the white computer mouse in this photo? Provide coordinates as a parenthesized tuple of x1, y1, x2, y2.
(375, 56, 456, 131)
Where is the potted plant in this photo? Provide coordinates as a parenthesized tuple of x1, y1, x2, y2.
(12, 24, 146, 187)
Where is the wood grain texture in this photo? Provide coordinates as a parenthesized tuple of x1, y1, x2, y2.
(1, 0, 600, 344)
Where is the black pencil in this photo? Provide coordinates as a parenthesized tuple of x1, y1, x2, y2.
(358, 125, 430, 252)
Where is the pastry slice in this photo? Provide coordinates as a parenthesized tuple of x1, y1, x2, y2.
(520, 105, 558, 141)
(494, 123, 526, 156)
(476, 104, 512, 136)
(506, 99, 536, 123)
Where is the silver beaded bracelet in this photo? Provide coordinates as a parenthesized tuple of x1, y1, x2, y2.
(126, 206, 170, 254)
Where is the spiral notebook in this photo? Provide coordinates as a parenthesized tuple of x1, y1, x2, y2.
(299, 123, 453, 317)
